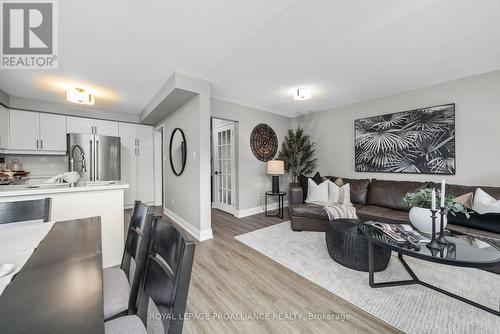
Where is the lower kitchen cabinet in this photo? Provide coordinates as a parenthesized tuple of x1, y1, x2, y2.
(121, 147, 154, 206)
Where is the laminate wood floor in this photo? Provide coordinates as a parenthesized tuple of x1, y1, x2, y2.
(125, 208, 401, 334)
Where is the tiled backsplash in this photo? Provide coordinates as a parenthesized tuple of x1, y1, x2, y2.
(4, 155, 68, 180)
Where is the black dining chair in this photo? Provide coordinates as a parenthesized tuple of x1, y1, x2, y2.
(0, 198, 51, 225)
(104, 220, 196, 334)
(103, 201, 156, 320)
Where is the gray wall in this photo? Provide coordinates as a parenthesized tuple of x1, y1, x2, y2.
(211, 98, 293, 212)
(156, 73, 212, 240)
(162, 95, 201, 230)
(297, 70, 500, 187)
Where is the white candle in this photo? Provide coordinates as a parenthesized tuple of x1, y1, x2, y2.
(431, 189, 436, 211)
(440, 179, 446, 208)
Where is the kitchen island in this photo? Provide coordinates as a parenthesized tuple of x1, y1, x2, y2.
(0, 182, 128, 268)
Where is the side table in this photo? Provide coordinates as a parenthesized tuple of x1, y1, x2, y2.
(265, 191, 286, 219)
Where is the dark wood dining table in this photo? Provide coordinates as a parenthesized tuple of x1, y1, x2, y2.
(0, 217, 105, 334)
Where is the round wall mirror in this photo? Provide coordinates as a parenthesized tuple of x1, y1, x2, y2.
(169, 128, 187, 176)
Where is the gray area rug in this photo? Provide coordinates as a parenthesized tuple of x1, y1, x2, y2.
(235, 221, 500, 334)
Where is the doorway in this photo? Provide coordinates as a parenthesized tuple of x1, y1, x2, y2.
(154, 125, 164, 208)
(211, 118, 237, 215)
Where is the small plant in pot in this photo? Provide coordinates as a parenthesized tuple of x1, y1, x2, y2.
(404, 188, 470, 234)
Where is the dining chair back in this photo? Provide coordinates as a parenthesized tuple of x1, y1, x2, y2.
(121, 201, 156, 314)
(0, 198, 51, 225)
(136, 220, 196, 334)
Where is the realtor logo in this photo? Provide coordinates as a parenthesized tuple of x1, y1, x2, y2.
(1, 0, 58, 69)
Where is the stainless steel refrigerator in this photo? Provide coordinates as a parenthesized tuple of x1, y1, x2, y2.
(67, 133, 121, 182)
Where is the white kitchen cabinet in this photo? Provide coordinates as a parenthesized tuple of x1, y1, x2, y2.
(118, 123, 153, 148)
(118, 123, 137, 147)
(120, 146, 154, 206)
(9, 110, 39, 150)
(66, 116, 94, 134)
(137, 147, 154, 203)
(8, 110, 67, 154)
(0, 105, 9, 149)
(121, 147, 138, 206)
(94, 119, 119, 136)
(39, 113, 66, 151)
(67, 116, 118, 136)
(137, 125, 153, 148)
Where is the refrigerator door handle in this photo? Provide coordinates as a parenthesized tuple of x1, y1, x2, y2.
(96, 140, 99, 180)
(89, 140, 93, 181)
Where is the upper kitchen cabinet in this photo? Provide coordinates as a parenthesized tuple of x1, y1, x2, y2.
(118, 123, 137, 147)
(66, 116, 93, 134)
(94, 119, 119, 136)
(0, 105, 9, 150)
(39, 113, 67, 151)
(137, 125, 153, 148)
(9, 110, 39, 151)
(8, 110, 67, 154)
(67, 116, 119, 136)
(118, 123, 153, 148)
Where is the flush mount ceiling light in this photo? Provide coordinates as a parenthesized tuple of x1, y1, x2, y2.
(65, 88, 95, 105)
(293, 87, 312, 101)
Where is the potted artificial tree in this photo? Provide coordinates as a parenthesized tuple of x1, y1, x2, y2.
(277, 127, 318, 184)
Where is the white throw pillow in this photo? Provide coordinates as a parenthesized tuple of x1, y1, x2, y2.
(472, 188, 500, 214)
(327, 181, 351, 205)
(327, 180, 340, 203)
(305, 178, 329, 203)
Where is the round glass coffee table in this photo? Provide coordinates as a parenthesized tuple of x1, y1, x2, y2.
(359, 223, 500, 316)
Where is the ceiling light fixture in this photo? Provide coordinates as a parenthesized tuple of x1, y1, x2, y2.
(65, 88, 95, 105)
(293, 87, 312, 101)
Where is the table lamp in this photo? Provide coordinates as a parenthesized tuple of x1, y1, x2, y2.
(267, 160, 284, 193)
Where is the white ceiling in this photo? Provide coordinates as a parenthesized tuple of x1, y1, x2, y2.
(1, 0, 500, 118)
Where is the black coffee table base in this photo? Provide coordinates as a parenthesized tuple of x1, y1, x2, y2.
(368, 242, 500, 317)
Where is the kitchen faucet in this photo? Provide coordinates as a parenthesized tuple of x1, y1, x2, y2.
(69, 144, 87, 173)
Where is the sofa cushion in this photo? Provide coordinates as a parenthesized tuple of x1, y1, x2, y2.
(343, 178, 370, 205)
(427, 182, 500, 200)
(299, 172, 322, 202)
(290, 203, 328, 220)
(448, 212, 500, 234)
(357, 205, 393, 219)
(380, 210, 410, 223)
(357, 205, 409, 223)
(324, 176, 370, 205)
(367, 179, 429, 211)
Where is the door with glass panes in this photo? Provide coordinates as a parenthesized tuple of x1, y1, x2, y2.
(213, 123, 235, 214)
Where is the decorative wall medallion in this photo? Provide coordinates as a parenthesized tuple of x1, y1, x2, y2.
(250, 123, 278, 162)
(355, 103, 455, 175)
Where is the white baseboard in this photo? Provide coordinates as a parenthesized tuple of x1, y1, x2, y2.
(163, 208, 213, 241)
(235, 201, 288, 218)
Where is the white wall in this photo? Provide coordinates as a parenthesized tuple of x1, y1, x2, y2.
(9, 95, 139, 123)
(297, 70, 500, 187)
(0, 89, 8, 107)
(211, 98, 293, 213)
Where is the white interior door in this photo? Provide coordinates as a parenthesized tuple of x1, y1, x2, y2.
(213, 123, 235, 214)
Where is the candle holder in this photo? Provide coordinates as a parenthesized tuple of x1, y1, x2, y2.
(426, 209, 441, 251)
(437, 207, 449, 245)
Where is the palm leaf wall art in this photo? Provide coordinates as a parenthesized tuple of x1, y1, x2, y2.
(354, 104, 455, 175)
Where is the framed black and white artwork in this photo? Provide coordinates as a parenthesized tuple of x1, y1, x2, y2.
(354, 104, 455, 175)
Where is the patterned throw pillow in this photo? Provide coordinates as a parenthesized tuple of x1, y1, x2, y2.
(454, 192, 474, 210)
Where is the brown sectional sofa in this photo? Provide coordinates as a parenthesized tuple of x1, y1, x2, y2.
(289, 176, 500, 244)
